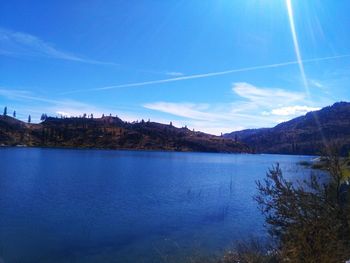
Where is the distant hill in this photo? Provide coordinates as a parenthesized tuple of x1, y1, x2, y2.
(2, 102, 349, 155)
(0, 115, 249, 153)
(225, 102, 350, 155)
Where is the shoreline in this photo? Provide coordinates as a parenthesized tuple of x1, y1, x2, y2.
(0, 144, 321, 157)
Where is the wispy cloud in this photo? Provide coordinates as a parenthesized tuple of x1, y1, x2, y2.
(0, 88, 32, 98)
(0, 88, 60, 104)
(0, 28, 118, 65)
(143, 82, 328, 134)
(144, 102, 217, 121)
(62, 54, 350, 94)
(165, 72, 184, 77)
(309, 79, 323, 88)
(270, 105, 320, 116)
(0, 87, 129, 121)
(143, 101, 270, 122)
(232, 82, 304, 106)
(144, 101, 258, 134)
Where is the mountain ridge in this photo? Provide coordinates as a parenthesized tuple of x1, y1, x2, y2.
(225, 102, 350, 155)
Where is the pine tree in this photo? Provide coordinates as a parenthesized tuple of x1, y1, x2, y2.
(40, 113, 47, 121)
(3, 106, 7, 116)
(28, 115, 31, 123)
(13, 110, 16, 118)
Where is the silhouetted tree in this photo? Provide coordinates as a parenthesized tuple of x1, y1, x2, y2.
(170, 121, 173, 127)
(40, 113, 47, 121)
(28, 115, 31, 123)
(90, 113, 93, 119)
(13, 110, 16, 118)
(3, 106, 7, 116)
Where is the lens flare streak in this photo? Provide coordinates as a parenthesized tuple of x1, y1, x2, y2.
(286, 0, 310, 95)
(286, 0, 329, 147)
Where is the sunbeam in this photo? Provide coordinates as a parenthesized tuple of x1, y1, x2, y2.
(286, 0, 310, 96)
(286, 0, 329, 148)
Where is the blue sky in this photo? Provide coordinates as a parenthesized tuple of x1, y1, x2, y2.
(1, 0, 350, 134)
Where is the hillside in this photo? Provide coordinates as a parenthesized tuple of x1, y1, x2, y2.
(225, 102, 350, 155)
(0, 115, 249, 153)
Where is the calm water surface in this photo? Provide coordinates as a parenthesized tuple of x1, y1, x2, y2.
(0, 148, 314, 263)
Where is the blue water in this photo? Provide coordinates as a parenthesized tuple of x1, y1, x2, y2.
(0, 148, 314, 263)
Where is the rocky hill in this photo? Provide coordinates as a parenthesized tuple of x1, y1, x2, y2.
(0, 115, 249, 153)
(225, 102, 350, 155)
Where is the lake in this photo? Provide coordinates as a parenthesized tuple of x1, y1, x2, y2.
(0, 148, 314, 263)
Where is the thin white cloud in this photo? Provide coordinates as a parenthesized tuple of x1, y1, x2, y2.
(0, 27, 118, 65)
(0, 87, 128, 122)
(143, 101, 271, 122)
(0, 88, 32, 98)
(270, 105, 320, 116)
(63, 54, 350, 94)
(144, 101, 268, 134)
(137, 68, 185, 77)
(143, 83, 327, 134)
(309, 79, 323, 88)
(166, 72, 184, 77)
(144, 102, 217, 121)
(232, 82, 304, 106)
